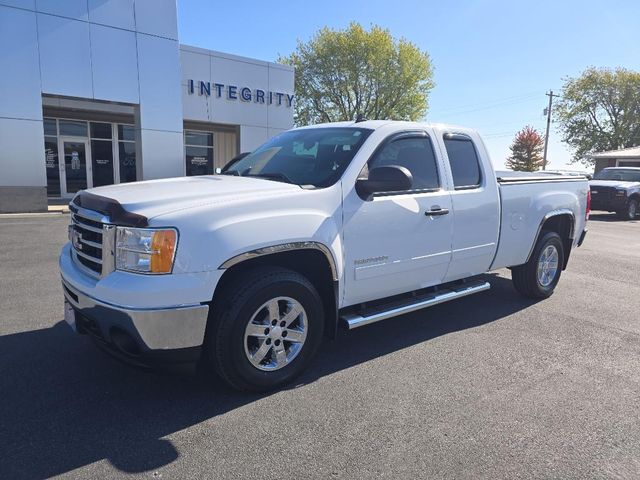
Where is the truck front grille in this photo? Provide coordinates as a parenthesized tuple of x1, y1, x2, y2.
(69, 203, 115, 277)
(589, 185, 615, 202)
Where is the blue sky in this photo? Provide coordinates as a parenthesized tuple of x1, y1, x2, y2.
(177, 0, 640, 171)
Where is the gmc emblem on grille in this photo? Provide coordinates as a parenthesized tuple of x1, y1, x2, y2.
(70, 228, 82, 250)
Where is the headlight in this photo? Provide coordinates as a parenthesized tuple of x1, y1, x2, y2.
(115, 227, 178, 274)
(615, 189, 627, 197)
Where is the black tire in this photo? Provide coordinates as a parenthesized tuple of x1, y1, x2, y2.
(208, 267, 324, 392)
(617, 198, 638, 220)
(512, 231, 564, 299)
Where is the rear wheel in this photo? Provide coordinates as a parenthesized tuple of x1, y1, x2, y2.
(209, 267, 324, 392)
(617, 198, 638, 220)
(512, 231, 564, 299)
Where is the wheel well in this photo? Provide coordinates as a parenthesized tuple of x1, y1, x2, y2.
(540, 214, 574, 270)
(211, 249, 338, 339)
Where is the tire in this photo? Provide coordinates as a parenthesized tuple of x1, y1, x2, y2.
(617, 198, 638, 220)
(208, 267, 324, 392)
(512, 231, 564, 299)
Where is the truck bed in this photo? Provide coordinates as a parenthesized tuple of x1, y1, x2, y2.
(490, 171, 589, 271)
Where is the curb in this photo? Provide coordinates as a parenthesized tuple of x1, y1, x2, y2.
(0, 211, 69, 219)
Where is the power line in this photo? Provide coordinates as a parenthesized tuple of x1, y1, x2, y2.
(433, 91, 543, 117)
(482, 133, 517, 139)
(435, 91, 542, 113)
(473, 117, 546, 130)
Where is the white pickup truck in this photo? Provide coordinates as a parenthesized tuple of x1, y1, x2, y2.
(60, 120, 589, 391)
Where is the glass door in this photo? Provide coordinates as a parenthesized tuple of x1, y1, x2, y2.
(60, 138, 91, 197)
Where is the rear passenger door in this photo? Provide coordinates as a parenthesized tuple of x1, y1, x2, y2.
(439, 133, 500, 281)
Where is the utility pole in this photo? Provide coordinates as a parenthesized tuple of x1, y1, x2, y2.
(542, 90, 560, 170)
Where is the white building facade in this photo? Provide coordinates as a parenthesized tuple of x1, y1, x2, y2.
(0, 0, 294, 212)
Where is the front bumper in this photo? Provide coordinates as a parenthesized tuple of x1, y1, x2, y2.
(590, 196, 627, 212)
(62, 278, 209, 365)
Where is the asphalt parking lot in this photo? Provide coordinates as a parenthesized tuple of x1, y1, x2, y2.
(0, 212, 638, 479)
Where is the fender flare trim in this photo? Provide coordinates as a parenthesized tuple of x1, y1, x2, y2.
(218, 241, 339, 281)
(525, 208, 576, 263)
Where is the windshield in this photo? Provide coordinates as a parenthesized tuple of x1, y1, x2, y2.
(222, 127, 373, 187)
(593, 169, 640, 182)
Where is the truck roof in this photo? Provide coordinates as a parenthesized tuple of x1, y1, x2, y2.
(293, 119, 474, 134)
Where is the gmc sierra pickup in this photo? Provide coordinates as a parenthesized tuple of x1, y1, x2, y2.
(60, 120, 589, 391)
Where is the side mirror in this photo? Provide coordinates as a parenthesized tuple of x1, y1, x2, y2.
(356, 165, 413, 200)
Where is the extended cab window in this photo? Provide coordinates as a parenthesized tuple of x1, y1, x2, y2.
(365, 136, 440, 191)
(444, 136, 482, 189)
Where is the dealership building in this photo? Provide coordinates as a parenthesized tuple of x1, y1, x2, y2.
(0, 0, 294, 212)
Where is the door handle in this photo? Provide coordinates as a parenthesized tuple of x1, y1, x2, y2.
(425, 207, 449, 216)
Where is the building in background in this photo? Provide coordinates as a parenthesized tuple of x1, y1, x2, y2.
(0, 0, 294, 212)
(590, 146, 640, 173)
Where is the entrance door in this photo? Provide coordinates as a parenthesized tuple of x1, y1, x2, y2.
(60, 138, 91, 197)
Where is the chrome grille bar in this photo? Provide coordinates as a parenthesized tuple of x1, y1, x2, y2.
(102, 225, 116, 276)
(78, 238, 102, 249)
(75, 249, 103, 265)
(71, 216, 103, 234)
(70, 204, 109, 223)
(69, 202, 115, 277)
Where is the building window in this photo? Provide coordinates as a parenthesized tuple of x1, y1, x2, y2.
(90, 121, 112, 139)
(118, 124, 135, 142)
(618, 161, 640, 167)
(59, 119, 88, 137)
(185, 130, 214, 176)
(44, 118, 57, 136)
(90, 122, 114, 187)
(44, 118, 60, 196)
(117, 124, 137, 183)
(42, 117, 137, 195)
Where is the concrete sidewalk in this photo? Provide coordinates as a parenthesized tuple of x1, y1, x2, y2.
(48, 204, 70, 213)
(0, 200, 69, 218)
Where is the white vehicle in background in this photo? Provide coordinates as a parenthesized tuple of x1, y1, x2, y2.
(60, 120, 590, 391)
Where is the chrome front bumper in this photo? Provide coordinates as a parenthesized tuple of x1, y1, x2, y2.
(61, 278, 209, 353)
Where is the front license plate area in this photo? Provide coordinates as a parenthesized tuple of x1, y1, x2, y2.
(64, 299, 77, 331)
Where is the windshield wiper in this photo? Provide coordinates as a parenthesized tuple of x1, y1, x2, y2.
(244, 172, 294, 184)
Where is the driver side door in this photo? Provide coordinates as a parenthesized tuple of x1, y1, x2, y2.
(341, 131, 453, 307)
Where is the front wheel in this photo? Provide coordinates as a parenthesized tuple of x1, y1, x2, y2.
(209, 267, 324, 392)
(617, 198, 638, 220)
(511, 231, 564, 299)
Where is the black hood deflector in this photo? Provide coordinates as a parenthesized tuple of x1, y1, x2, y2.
(72, 191, 149, 227)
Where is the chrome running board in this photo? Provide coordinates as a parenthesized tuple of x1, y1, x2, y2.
(341, 281, 491, 330)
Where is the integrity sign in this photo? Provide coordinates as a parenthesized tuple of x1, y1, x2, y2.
(187, 80, 294, 107)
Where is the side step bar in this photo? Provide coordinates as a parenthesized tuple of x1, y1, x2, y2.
(341, 281, 491, 330)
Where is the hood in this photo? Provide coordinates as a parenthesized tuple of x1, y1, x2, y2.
(82, 175, 301, 220)
(589, 179, 640, 189)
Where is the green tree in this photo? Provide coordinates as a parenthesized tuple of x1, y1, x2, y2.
(279, 22, 434, 125)
(506, 126, 545, 172)
(554, 67, 640, 166)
